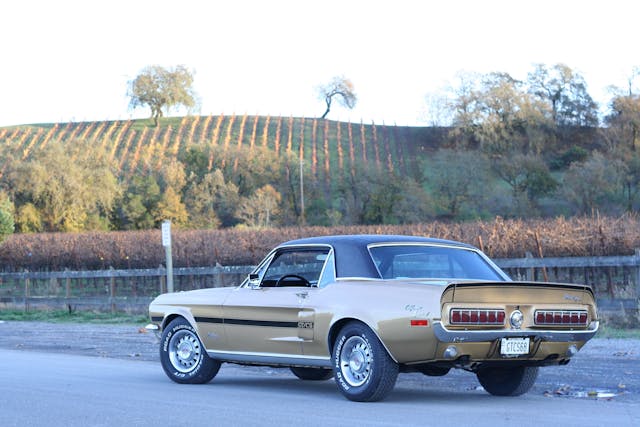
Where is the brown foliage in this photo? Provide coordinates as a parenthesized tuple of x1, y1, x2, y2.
(0, 215, 638, 272)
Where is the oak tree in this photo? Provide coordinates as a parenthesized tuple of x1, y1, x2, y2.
(561, 152, 626, 214)
(427, 149, 490, 219)
(527, 63, 598, 127)
(0, 192, 14, 243)
(128, 65, 197, 126)
(446, 72, 551, 155)
(235, 185, 282, 228)
(6, 141, 120, 232)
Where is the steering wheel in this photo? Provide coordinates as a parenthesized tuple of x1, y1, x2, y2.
(275, 274, 311, 287)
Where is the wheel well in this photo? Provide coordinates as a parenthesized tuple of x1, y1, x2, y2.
(327, 317, 362, 355)
(327, 317, 398, 363)
(161, 313, 183, 330)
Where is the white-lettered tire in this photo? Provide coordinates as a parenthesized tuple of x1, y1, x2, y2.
(290, 367, 334, 381)
(160, 317, 221, 384)
(332, 321, 398, 402)
(476, 365, 538, 396)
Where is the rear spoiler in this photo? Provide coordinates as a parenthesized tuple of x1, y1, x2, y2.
(443, 281, 595, 300)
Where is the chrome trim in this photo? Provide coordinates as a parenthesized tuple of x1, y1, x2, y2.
(241, 244, 334, 289)
(335, 277, 380, 282)
(433, 320, 599, 343)
(269, 336, 306, 342)
(206, 350, 332, 368)
(145, 323, 159, 331)
(510, 310, 524, 329)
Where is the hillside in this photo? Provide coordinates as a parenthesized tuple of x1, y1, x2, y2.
(0, 115, 614, 233)
(0, 116, 451, 184)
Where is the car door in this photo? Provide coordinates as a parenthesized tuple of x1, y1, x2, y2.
(221, 247, 330, 357)
(299, 249, 337, 358)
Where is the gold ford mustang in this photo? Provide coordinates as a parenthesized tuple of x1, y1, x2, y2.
(148, 235, 599, 402)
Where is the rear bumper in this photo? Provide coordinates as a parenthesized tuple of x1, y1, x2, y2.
(433, 320, 599, 343)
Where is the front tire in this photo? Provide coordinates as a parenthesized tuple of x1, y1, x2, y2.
(290, 367, 333, 381)
(160, 317, 221, 384)
(476, 366, 538, 396)
(332, 322, 398, 402)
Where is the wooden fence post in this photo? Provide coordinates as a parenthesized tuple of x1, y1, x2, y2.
(159, 265, 166, 294)
(525, 252, 534, 281)
(24, 269, 30, 312)
(635, 249, 640, 301)
(109, 267, 116, 313)
(65, 268, 71, 299)
(534, 232, 548, 282)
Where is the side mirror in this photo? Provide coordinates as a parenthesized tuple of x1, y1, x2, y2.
(248, 273, 260, 289)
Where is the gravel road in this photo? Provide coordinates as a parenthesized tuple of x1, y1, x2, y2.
(1, 320, 638, 403)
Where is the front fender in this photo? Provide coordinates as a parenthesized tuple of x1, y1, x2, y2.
(150, 304, 199, 334)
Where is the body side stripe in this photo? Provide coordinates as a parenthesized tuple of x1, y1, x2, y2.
(195, 316, 298, 328)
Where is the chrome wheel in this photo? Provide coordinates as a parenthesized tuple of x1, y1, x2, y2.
(168, 329, 202, 373)
(333, 322, 398, 401)
(339, 335, 373, 387)
(160, 318, 221, 384)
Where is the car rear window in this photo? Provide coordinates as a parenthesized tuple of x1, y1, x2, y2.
(368, 245, 505, 281)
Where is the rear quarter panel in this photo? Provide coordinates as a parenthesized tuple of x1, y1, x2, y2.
(308, 280, 446, 363)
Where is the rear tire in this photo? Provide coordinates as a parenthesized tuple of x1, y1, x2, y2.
(332, 322, 398, 402)
(160, 317, 221, 384)
(476, 366, 538, 396)
(290, 367, 333, 381)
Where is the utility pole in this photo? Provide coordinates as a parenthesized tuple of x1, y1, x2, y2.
(161, 220, 174, 293)
(300, 159, 305, 223)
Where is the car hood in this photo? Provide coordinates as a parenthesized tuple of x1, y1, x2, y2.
(150, 286, 236, 306)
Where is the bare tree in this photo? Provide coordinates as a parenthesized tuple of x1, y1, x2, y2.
(605, 67, 640, 152)
(316, 76, 357, 119)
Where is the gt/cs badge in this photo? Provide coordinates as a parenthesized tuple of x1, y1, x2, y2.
(298, 321, 314, 329)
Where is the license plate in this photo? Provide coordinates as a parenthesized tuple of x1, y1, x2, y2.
(500, 337, 530, 356)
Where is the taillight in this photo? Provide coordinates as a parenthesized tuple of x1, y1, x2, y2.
(450, 309, 505, 325)
(535, 310, 588, 326)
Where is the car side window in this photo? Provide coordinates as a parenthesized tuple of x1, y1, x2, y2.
(317, 250, 336, 288)
(261, 248, 330, 287)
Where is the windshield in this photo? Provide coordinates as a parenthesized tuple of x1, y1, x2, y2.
(368, 244, 506, 281)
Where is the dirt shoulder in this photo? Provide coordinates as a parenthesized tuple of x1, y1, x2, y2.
(0, 321, 159, 361)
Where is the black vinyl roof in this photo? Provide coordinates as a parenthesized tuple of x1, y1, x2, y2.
(278, 235, 476, 279)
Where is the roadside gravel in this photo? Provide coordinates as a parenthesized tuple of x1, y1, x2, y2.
(0, 321, 159, 361)
(1, 320, 638, 402)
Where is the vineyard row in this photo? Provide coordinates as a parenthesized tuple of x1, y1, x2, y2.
(0, 116, 440, 185)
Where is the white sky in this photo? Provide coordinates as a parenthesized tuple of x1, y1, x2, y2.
(1, 0, 638, 127)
